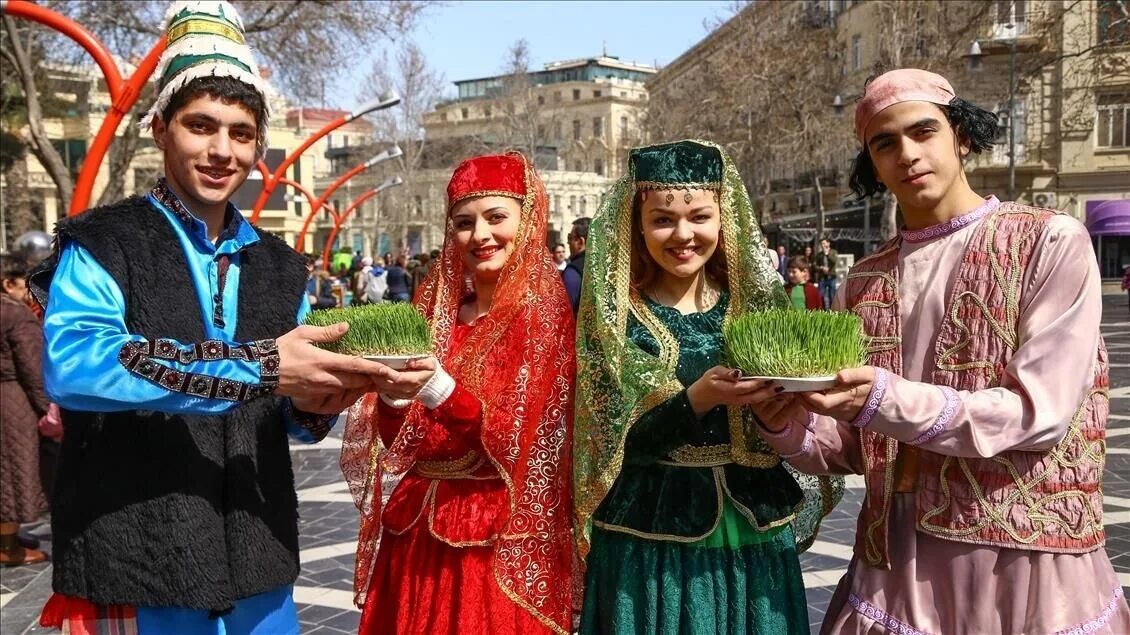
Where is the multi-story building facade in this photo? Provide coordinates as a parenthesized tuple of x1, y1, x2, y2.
(1, 62, 372, 250)
(647, 0, 1130, 276)
(317, 55, 656, 257)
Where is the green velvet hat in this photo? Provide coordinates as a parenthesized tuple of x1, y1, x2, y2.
(629, 140, 723, 191)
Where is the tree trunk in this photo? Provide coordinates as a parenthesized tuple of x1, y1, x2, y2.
(880, 191, 898, 240)
(2, 157, 36, 250)
(3, 16, 74, 213)
(96, 108, 145, 206)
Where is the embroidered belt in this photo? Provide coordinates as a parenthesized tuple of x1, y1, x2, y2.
(659, 444, 734, 467)
(414, 452, 486, 479)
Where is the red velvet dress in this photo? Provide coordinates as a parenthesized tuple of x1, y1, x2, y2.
(359, 321, 553, 635)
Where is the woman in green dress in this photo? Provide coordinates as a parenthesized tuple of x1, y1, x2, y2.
(574, 140, 842, 634)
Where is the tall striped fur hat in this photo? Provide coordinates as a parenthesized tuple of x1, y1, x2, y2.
(141, 1, 269, 141)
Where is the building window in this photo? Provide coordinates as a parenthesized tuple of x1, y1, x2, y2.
(579, 196, 587, 215)
(553, 194, 560, 212)
(573, 89, 581, 101)
(414, 195, 423, 217)
(554, 121, 562, 140)
(553, 91, 562, 103)
(620, 91, 627, 98)
(537, 95, 545, 105)
(569, 195, 577, 210)
(484, 105, 492, 118)
(573, 119, 581, 140)
(1098, 0, 1130, 45)
(593, 90, 602, 98)
(592, 117, 603, 139)
(537, 124, 546, 139)
(993, 97, 1028, 163)
(994, 0, 1026, 37)
(1097, 92, 1129, 148)
(461, 107, 469, 119)
(850, 35, 862, 71)
(594, 158, 604, 176)
(620, 116, 629, 139)
(574, 160, 582, 172)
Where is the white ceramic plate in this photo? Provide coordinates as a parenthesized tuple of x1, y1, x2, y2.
(362, 354, 429, 370)
(739, 375, 838, 393)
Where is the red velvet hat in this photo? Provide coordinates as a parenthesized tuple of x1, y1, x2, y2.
(446, 152, 527, 209)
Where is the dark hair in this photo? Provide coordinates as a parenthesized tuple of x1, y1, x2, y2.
(570, 217, 592, 240)
(552, 242, 566, 250)
(1, 255, 29, 281)
(160, 76, 268, 154)
(787, 256, 810, 270)
(430, 249, 441, 259)
(629, 191, 727, 292)
(848, 97, 1000, 199)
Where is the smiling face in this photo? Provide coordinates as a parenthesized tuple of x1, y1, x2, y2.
(637, 189, 721, 283)
(863, 100, 970, 215)
(450, 195, 522, 283)
(152, 94, 258, 218)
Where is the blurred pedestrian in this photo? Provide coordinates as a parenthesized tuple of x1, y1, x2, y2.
(385, 255, 411, 302)
(0, 255, 49, 566)
(813, 237, 838, 309)
(551, 242, 568, 271)
(561, 217, 589, 313)
(783, 256, 822, 310)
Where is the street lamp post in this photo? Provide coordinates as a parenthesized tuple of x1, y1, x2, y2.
(966, 19, 1020, 201)
(321, 176, 403, 270)
(294, 145, 402, 252)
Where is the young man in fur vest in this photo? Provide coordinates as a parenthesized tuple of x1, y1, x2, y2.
(751, 69, 1127, 633)
(29, 3, 429, 633)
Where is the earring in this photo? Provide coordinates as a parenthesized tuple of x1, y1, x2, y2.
(684, 191, 693, 204)
(665, 192, 674, 205)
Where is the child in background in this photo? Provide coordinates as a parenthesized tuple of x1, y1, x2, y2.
(783, 256, 822, 311)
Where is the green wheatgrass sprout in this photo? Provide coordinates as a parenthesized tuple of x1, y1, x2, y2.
(724, 309, 867, 378)
(304, 304, 432, 356)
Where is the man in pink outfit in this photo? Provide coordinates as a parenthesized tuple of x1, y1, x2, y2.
(752, 69, 1129, 634)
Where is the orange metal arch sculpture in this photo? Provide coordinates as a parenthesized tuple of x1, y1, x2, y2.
(319, 187, 380, 271)
(2, 0, 166, 216)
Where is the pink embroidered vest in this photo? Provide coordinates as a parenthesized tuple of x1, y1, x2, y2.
(845, 203, 1108, 568)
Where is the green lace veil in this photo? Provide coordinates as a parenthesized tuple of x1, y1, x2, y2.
(573, 139, 843, 556)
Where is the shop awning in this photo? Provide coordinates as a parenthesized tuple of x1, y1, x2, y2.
(1086, 199, 1130, 236)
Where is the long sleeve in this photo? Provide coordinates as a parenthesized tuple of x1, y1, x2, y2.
(562, 266, 582, 313)
(43, 242, 275, 414)
(7, 305, 50, 416)
(856, 218, 1102, 458)
(622, 389, 700, 466)
(758, 411, 864, 475)
(376, 384, 483, 452)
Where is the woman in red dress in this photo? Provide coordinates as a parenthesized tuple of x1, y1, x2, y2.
(341, 152, 575, 635)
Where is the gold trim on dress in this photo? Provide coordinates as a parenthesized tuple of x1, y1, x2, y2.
(448, 189, 524, 207)
(591, 468, 726, 543)
(414, 451, 487, 479)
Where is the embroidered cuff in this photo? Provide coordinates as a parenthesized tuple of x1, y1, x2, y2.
(908, 386, 961, 445)
(780, 432, 814, 459)
(118, 339, 277, 402)
(379, 393, 414, 409)
(851, 368, 890, 428)
(286, 400, 336, 442)
(417, 365, 456, 410)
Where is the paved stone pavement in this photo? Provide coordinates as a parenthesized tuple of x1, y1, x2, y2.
(3, 292, 1128, 635)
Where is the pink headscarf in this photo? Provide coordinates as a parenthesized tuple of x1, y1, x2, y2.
(854, 69, 955, 145)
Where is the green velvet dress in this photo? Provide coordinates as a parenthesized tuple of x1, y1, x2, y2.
(580, 293, 809, 635)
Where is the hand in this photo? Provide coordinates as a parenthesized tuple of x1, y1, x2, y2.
(797, 366, 876, 423)
(372, 356, 437, 401)
(686, 366, 779, 418)
(38, 404, 63, 441)
(307, 294, 318, 306)
(750, 393, 809, 433)
(291, 388, 369, 416)
(275, 323, 396, 398)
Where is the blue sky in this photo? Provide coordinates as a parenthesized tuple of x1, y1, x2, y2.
(333, 0, 734, 107)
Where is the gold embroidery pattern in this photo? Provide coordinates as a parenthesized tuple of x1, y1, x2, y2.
(915, 206, 1108, 550)
(414, 451, 486, 479)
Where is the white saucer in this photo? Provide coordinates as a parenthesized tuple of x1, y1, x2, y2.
(739, 375, 838, 393)
(362, 354, 429, 370)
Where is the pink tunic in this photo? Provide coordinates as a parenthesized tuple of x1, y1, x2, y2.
(763, 201, 1130, 634)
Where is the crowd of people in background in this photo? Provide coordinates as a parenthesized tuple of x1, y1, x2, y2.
(764, 238, 840, 311)
(299, 248, 444, 311)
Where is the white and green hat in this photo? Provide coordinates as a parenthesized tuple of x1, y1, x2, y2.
(142, 1, 269, 141)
